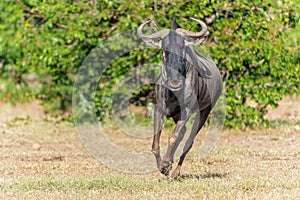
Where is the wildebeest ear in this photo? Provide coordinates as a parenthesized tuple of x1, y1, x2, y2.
(141, 38, 163, 48)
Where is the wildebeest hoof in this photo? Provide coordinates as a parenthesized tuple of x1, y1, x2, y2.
(160, 161, 172, 176)
(171, 168, 180, 179)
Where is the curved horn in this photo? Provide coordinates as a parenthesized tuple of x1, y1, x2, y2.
(176, 17, 208, 37)
(137, 19, 169, 47)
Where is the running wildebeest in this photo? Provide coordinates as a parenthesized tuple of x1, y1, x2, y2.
(137, 17, 222, 178)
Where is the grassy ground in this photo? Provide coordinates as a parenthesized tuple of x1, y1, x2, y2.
(1, 101, 300, 199)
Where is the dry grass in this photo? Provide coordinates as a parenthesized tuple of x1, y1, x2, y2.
(1, 100, 300, 199)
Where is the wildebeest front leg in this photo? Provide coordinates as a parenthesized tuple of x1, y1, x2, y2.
(171, 106, 211, 178)
(160, 113, 189, 176)
(152, 106, 163, 170)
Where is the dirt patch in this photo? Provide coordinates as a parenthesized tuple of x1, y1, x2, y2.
(0, 100, 45, 123)
(265, 95, 300, 121)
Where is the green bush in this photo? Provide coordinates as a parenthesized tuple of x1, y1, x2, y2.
(0, 0, 299, 127)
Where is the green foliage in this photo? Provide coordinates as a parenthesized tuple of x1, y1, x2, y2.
(0, 0, 299, 127)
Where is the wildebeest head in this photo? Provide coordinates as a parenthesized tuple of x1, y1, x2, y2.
(137, 17, 209, 91)
(161, 28, 186, 90)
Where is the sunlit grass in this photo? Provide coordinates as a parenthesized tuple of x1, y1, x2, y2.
(1, 115, 300, 199)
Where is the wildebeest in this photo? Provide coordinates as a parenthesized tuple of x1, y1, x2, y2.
(137, 17, 222, 178)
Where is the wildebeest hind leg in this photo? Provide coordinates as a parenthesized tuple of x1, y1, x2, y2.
(171, 107, 211, 178)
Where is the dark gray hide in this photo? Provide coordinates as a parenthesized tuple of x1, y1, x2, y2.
(137, 17, 222, 178)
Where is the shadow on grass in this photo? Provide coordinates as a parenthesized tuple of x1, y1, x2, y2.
(178, 172, 227, 180)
